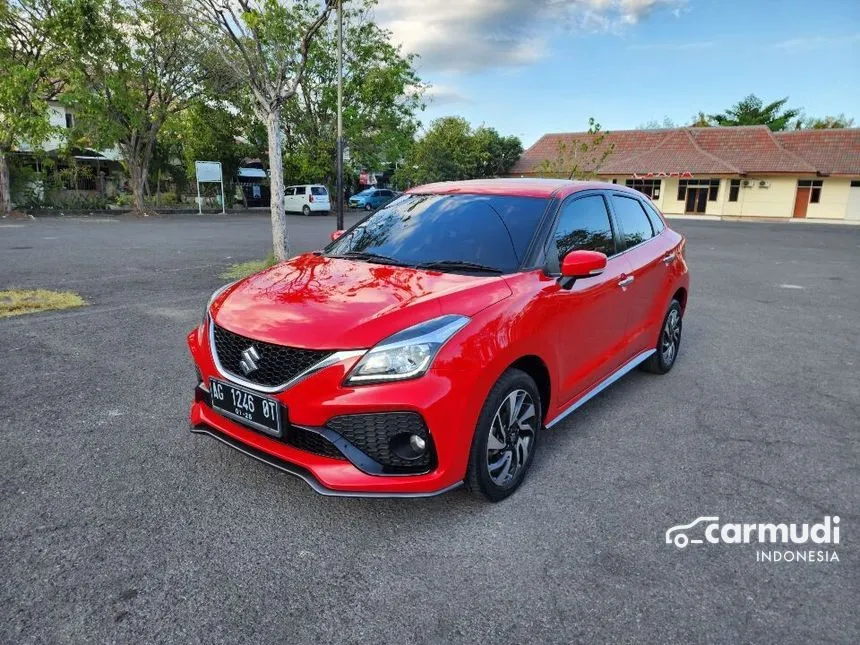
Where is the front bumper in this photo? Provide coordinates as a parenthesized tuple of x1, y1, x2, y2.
(187, 323, 476, 496)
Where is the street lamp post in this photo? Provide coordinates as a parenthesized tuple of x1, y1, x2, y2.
(335, 0, 344, 231)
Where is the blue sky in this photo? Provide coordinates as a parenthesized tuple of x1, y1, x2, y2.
(376, 0, 860, 147)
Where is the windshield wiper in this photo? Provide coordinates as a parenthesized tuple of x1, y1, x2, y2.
(329, 251, 412, 267)
(415, 260, 503, 274)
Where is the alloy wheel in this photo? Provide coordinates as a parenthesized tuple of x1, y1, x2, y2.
(661, 308, 681, 365)
(486, 389, 537, 486)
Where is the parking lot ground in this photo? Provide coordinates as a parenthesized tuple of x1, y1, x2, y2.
(1, 214, 858, 644)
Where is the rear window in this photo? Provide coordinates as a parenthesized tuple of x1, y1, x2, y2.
(311, 186, 327, 196)
(611, 195, 654, 248)
(295, 186, 306, 195)
(325, 194, 549, 273)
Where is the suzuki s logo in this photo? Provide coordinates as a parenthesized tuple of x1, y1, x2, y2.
(239, 346, 261, 375)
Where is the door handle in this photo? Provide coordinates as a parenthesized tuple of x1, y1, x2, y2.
(617, 276, 635, 288)
(662, 253, 677, 265)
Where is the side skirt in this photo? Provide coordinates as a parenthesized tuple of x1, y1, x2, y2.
(545, 349, 656, 429)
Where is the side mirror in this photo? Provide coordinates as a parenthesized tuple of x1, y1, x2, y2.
(559, 250, 607, 289)
(330, 229, 345, 242)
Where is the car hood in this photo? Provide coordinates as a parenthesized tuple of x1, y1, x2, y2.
(211, 254, 512, 349)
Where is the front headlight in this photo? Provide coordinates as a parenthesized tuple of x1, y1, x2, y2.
(203, 281, 237, 324)
(345, 314, 470, 385)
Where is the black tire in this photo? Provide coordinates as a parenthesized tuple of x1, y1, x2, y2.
(465, 368, 542, 502)
(364, 203, 373, 211)
(302, 205, 311, 216)
(641, 299, 683, 374)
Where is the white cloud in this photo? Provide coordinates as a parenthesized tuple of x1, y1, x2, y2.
(773, 33, 860, 51)
(375, 0, 687, 73)
(424, 84, 472, 105)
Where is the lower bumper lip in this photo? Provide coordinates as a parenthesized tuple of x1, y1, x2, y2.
(191, 424, 462, 498)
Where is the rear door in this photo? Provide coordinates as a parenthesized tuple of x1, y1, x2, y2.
(312, 186, 329, 208)
(608, 194, 675, 357)
(544, 192, 634, 404)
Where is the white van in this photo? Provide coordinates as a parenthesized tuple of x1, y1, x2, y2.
(284, 185, 330, 215)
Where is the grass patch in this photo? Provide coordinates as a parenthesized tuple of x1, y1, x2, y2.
(0, 289, 87, 318)
(220, 254, 277, 280)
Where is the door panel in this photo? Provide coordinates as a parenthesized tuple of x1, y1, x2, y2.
(609, 194, 676, 357)
(793, 187, 810, 218)
(544, 193, 632, 404)
(552, 256, 634, 404)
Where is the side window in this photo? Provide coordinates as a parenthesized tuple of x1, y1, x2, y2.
(611, 196, 654, 248)
(295, 186, 306, 195)
(551, 195, 616, 263)
(639, 199, 665, 234)
(285, 187, 295, 196)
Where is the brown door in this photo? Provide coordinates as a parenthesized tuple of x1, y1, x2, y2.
(793, 187, 810, 218)
(685, 187, 707, 213)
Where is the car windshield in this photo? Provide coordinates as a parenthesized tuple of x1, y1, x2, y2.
(325, 193, 549, 273)
(356, 189, 374, 196)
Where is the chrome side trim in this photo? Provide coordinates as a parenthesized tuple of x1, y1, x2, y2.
(191, 426, 462, 498)
(546, 349, 656, 429)
(208, 320, 365, 393)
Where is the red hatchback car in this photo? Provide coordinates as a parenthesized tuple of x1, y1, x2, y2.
(188, 179, 689, 500)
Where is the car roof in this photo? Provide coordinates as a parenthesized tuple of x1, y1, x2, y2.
(405, 178, 640, 199)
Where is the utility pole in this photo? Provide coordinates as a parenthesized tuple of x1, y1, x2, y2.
(335, 0, 344, 231)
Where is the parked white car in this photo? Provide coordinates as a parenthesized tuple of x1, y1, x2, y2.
(284, 184, 330, 216)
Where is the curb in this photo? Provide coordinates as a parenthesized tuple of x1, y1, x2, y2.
(665, 215, 860, 226)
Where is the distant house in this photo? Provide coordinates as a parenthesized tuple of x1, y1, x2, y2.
(510, 126, 860, 221)
(13, 100, 123, 197)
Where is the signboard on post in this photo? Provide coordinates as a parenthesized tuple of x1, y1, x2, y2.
(195, 161, 226, 214)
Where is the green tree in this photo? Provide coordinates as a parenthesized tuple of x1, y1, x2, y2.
(281, 0, 424, 188)
(189, 0, 333, 261)
(689, 111, 712, 127)
(535, 118, 613, 180)
(0, 0, 75, 215)
(394, 117, 523, 186)
(160, 99, 255, 204)
(638, 116, 676, 129)
(795, 113, 855, 129)
(65, 0, 211, 213)
(708, 94, 801, 131)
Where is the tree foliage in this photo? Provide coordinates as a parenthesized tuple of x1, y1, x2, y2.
(638, 116, 676, 130)
(188, 0, 334, 260)
(394, 117, 522, 187)
(281, 0, 423, 187)
(0, 0, 80, 215)
(65, 0, 211, 213)
(795, 113, 855, 129)
(708, 94, 801, 131)
(535, 118, 613, 180)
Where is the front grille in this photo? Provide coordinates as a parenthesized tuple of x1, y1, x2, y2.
(212, 323, 334, 388)
(326, 412, 432, 471)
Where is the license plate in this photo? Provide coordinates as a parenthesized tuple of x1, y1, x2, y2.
(209, 378, 282, 437)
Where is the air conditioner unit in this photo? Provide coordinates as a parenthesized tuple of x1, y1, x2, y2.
(741, 179, 755, 188)
(758, 180, 771, 189)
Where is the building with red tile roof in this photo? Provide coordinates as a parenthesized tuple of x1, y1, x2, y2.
(511, 126, 860, 221)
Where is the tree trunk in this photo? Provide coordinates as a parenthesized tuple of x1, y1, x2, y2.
(265, 107, 289, 260)
(0, 152, 11, 217)
(128, 157, 147, 213)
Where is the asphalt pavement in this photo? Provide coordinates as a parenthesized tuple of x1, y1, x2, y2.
(1, 213, 857, 644)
